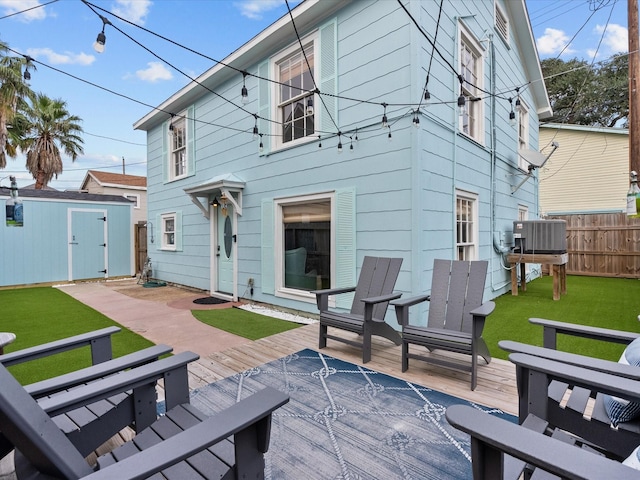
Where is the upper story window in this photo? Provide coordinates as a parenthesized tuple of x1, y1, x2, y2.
(517, 100, 530, 171)
(125, 194, 140, 209)
(459, 25, 484, 143)
(495, 3, 509, 44)
(170, 115, 187, 180)
(272, 35, 317, 149)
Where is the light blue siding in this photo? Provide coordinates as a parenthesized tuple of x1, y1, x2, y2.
(0, 197, 131, 287)
(140, 0, 547, 321)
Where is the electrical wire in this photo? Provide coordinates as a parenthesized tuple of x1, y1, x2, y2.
(0, 0, 58, 21)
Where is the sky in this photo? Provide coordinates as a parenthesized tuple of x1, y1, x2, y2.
(0, 0, 630, 190)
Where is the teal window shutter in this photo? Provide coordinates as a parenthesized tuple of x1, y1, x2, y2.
(335, 187, 355, 309)
(174, 211, 183, 251)
(186, 105, 196, 176)
(261, 199, 275, 295)
(162, 121, 169, 184)
(318, 18, 337, 132)
(258, 61, 270, 155)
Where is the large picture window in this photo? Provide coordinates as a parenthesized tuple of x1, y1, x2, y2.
(456, 191, 478, 261)
(278, 195, 331, 293)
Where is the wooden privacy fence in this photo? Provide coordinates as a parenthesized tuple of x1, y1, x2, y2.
(548, 213, 640, 278)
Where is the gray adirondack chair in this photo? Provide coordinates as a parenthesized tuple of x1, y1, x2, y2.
(0, 328, 175, 459)
(0, 358, 289, 479)
(313, 256, 403, 363)
(500, 319, 640, 462)
(446, 405, 639, 479)
(392, 259, 494, 390)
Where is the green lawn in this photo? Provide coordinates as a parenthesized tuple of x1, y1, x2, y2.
(192, 307, 303, 341)
(485, 275, 640, 361)
(0, 287, 153, 385)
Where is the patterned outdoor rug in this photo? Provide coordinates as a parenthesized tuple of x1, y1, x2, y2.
(178, 349, 514, 479)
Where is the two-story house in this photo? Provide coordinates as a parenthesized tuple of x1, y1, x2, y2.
(134, 0, 551, 322)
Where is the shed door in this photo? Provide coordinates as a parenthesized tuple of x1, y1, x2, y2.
(69, 209, 107, 281)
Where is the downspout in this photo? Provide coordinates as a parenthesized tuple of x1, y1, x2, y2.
(489, 33, 511, 292)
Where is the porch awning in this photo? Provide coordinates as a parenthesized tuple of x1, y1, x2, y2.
(183, 173, 245, 218)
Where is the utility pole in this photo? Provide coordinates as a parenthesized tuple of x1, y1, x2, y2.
(122, 156, 125, 175)
(630, 0, 640, 174)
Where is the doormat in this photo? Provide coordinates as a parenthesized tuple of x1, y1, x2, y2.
(161, 348, 516, 479)
(193, 296, 229, 305)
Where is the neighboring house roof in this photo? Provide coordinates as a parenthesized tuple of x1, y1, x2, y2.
(22, 183, 59, 191)
(0, 186, 133, 204)
(134, 0, 551, 131)
(81, 170, 147, 190)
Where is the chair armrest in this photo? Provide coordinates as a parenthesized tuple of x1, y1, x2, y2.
(391, 295, 430, 327)
(529, 318, 639, 350)
(470, 301, 495, 318)
(312, 287, 356, 311)
(499, 340, 640, 379)
(0, 327, 121, 367)
(25, 344, 173, 399)
(37, 351, 199, 417)
(445, 405, 637, 479)
(362, 292, 402, 322)
(509, 353, 640, 412)
(83, 387, 290, 480)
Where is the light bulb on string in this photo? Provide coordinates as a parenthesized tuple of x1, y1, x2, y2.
(252, 115, 259, 139)
(337, 132, 343, 153)
(413, 110, 420, 128)
(241, 72, 249, 104)
(508, 98, 516, 126)
(259, 134, 264, 153)
(387, 127, 392, 142)
(318, 135, 322, 148)
(93, 15, 111, 53)
(381, 103, 388, 128)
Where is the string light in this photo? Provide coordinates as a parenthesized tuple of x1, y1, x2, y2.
(412, 110, 420, 128)
(306, 97, 314, 115)
(168, 114, 175, 131)
(508, 98, 516, 126)
(93, 15, 111, 53)
(241, 72, 249, 104)
(387, 127, 392, 142)
(514, 87, 522, 113)
(424, 89, 431, 101)
(252, 115, 259, 139)
(318, 135, 322, 148)
(354, 128, 359, 143)
(457, 74, 466, 115)
(258, 134, 264, 153)
(337, 132, 343, 153)
(381, 103, 388, 128)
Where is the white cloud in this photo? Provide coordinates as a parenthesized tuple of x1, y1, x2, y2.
(112, 0, 152, 25)
(536, 28, 575, 56)
(594, 23, 628, 54)
(234, 0, 282, 20)
(26, 48, 95, 66)
(0, 0, 46, 22)
(135, 61, 173, 82)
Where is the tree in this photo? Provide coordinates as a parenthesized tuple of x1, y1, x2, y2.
(20, 93, 84, 189)
(0, 42, 35, 168)
(541, 55, 629, 128)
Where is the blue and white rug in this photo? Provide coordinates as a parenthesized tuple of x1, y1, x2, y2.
(184, 349, 514, 479)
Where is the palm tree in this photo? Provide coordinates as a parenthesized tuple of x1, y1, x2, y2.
(0, 43, 35, 168)
(21, 93, 84, 189)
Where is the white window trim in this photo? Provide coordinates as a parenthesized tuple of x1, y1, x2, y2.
(124, 193, 140, 209)
(270, 30, 319, 152)
(517, 99, 530, 171)
(274, 191, 335, 304)
(169, 112, 188, 182)
(495, 2, 509, 44)
(455, 189, 479, 261)
(161, 212, 177, 251)
(458, 23, 485, 144)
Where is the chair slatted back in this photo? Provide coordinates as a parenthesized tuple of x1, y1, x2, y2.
(350, 256, 403, 320)
(0, 364, 92, 479)
(428, 259, 488, 333)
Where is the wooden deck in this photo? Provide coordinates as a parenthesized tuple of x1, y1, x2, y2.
(88, 322, 518, 465)
(184, 322, 519, 415)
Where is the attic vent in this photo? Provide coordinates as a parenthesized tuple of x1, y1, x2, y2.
(495, 5, 508, 43)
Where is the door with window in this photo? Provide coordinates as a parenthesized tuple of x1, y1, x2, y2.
(216, 203, 234, 295)
(69, 209, 107, 280)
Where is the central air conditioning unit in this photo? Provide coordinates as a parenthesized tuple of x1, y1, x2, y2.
(512, 220, 567, 254)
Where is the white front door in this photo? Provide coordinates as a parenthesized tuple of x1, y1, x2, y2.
(216, 203, 234, 296)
